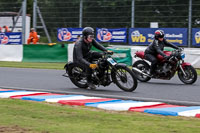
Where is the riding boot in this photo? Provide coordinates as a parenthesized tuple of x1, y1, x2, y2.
(86, 76, 96, 90)
(150, 62, 157, 77)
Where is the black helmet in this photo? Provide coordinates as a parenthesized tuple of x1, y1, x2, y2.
(82, 27, 94, 38)
(154, 30, 164, 39)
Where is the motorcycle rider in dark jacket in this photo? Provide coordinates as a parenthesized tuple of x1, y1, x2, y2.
(145, 30, 179, 76)
(73, 27, 112, 89)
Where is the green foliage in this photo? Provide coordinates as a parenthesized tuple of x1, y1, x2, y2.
(27, 0, 33, 15)
(0, 0, 22, 12)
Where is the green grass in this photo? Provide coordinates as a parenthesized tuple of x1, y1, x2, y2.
(0, 99, 200, 133)
(0, 61, 65, 69)
(195, 69, 200, 75)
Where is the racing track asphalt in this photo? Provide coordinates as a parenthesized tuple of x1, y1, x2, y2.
(0, 67, 200, 106)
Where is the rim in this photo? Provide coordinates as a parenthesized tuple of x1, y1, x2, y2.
(115, 68, 135, 89)
(180, 67, 195, 82)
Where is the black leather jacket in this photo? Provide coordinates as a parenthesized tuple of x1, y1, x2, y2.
(145, 38, 179, 57)
(73, 38, 107, 66)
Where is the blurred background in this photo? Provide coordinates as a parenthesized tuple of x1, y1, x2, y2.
(0, 0, 199, 44)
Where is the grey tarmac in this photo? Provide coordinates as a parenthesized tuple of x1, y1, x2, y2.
(0, 67, 199, 106)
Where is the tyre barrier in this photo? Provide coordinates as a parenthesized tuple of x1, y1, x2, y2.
(1, 88, 200, 118)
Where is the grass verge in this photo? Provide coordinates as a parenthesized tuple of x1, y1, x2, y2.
(0, 99, 200, 133)
(0, 61, 65, 69)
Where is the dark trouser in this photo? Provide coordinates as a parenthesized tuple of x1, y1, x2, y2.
(80, 52, 103, 83)
(145, 53, 158, 74)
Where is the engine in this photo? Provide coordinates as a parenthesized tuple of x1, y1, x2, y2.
(97, 58, 109, 69)
(91, 58, 111, 86)
(156, 62, 174, 78)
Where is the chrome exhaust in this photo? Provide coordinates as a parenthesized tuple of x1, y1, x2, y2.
(132, 67, 151, 77)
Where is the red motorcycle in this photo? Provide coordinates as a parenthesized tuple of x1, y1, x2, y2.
(132, 49, 197, 84)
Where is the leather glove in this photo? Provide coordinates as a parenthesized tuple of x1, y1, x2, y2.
(89, 64, 98, 69)
(164, 55, 170, 60)
(107, 50, 114, 55)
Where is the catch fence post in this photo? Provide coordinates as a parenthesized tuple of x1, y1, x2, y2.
(131, 0, 135, 28)
(188, 0, 192, 47)
(22, 0, 27, 44)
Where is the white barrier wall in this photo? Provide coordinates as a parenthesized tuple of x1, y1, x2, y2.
(68, 43, 75, 62)
(184, 48, 200, 68)
(0, 45, 23, 62)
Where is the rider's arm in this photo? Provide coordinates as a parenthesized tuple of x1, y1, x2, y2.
(92, 39, 107, 52)
(163, 38, 179, 49)
(74, 42, 90, 66)
(153, 40, 167, 57)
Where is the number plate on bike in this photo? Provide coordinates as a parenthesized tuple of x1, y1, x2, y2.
(107, 58, 117, 66)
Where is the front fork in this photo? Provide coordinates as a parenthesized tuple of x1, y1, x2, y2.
(178, 60, 187, 77)
(179, 64, 187, 76)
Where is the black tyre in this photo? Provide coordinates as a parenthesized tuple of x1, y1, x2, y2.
(178, 65, 197, 84)
(68, 63, 88, 88)
(132, 60, 151, 82)
(112, 66, 138, 92)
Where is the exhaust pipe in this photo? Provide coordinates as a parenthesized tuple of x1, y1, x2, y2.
(132, 67, 151, 77)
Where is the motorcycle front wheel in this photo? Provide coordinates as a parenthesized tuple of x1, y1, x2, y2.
(68, 63, 88, 88)
(112, 65, 138, 92)
(178, 65, 197, 84)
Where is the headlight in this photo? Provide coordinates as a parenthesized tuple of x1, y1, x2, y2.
(181, 53, 185, 59)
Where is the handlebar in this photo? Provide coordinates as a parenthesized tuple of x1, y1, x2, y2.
(178, 47, 184, 52)
(107, 51, 114, 55)
(103, 51, 114, 56)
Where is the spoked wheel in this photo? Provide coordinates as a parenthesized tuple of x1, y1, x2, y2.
(112, 66, 138, 92)
(178, 65, 197, 84)
(132, 60, 151, 82)
(68, 63, 88, 88)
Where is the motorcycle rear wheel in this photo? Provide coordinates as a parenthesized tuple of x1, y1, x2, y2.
(68, 63, 88, 88)
(112, 66, 138, 92)
(132, 60, 151, 82)
(178, 65, 197, 84)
